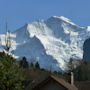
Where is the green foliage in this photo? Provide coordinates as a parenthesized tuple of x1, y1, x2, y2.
(0, 52, 24, 90)
(75, 61, 90, 81)
(19, 57, 29, 69)
(85, 60, 90, 64)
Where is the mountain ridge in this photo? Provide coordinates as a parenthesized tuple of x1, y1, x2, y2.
(0, 16, 90, 71)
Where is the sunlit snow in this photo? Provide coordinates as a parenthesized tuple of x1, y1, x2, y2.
(0, 16, 90, 71)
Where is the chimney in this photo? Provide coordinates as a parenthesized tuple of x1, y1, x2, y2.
(71, 72, 74, 85)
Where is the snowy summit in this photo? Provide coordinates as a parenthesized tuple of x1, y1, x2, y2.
(0, 16, 90, 71)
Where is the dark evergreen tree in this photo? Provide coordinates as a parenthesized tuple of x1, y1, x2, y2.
(35, 62, 40, 69)
(19, 57, 29, 68)
(0, 52, 24, 90)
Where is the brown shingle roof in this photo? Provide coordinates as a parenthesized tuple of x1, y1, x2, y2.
(30, 75, 78, 90)
(50, 75, 78, 90)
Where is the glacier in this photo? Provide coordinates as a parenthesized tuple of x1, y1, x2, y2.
(0, 16, 90, 71)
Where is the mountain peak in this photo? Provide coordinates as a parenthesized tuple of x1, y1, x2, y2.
(50, 16, 76, 26)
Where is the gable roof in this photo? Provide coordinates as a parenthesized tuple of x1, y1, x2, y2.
(31, 75, 78, 90)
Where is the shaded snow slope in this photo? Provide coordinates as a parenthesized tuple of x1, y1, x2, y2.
(0, 16, 90, 71)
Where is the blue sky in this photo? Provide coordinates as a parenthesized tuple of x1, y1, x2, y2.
(0, 0, 90, 33)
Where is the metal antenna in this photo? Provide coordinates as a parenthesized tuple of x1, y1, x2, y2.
(5, 21, 8, 35)
(5, 22, 11, 52)
(5, 22, 7, 51)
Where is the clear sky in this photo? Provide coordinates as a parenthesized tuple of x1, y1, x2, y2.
(0, 0, 90, 33)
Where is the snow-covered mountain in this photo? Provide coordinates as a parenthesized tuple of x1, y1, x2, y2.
(0, 16, 90, 71)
